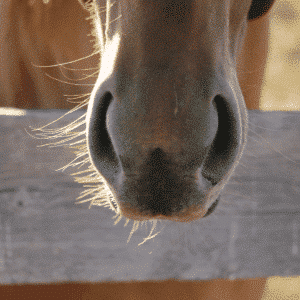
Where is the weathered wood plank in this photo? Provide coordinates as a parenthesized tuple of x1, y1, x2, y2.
(0, 108, 299, 284)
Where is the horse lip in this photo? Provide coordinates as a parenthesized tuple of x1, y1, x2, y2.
(106, 169, 220, 220)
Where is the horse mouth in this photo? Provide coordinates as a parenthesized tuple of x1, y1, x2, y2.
(105, 172, 221, 222)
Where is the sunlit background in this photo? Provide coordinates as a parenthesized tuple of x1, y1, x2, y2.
(261, 0, 300, 111)
(261, 0, 300, 298)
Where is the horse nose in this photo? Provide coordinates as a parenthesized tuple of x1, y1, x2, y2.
(87, 71, 243, 222)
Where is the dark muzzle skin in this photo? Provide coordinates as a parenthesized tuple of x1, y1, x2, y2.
(84, 0, 273, 222)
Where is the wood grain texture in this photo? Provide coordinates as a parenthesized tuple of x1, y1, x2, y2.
(0, 109, 299, 285)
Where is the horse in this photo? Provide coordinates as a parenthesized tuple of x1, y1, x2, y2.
(1, 0, 278, 298)
(1, 0, 275, 242)
(74, 0, 276, 227)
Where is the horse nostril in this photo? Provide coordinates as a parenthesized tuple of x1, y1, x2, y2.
(87, 92, 120, 180)
(201, 95, 240, 185)
(92, 92, 115, 161)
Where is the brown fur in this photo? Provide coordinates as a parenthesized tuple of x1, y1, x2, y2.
(0, 0, 97, 109)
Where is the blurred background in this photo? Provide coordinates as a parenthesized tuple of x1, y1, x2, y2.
(260, 1, 300, 296)
(261, 0, 300, 111)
